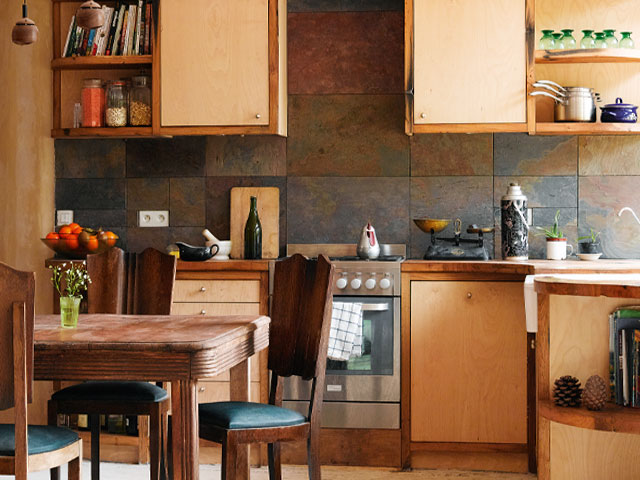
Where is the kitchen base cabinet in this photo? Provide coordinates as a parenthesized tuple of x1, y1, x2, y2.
(404, 276, 528, 472)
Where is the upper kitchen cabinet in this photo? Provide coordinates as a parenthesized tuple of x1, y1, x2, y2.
(157, 0, 286, 136)
(405, 0, 529, 134)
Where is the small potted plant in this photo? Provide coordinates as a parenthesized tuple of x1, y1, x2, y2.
(536, 210, 573, 260)
(578, 228, 601, 254)
(50, 263, 91, 328)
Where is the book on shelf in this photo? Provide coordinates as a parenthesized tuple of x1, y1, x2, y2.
(609, 307, 640, 407)
(62, 15, 75, 57)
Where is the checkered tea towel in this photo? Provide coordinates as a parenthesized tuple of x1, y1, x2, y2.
(327, 302, 363, 361)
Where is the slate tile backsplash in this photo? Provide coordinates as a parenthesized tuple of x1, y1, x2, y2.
(54, 6, 640, 258)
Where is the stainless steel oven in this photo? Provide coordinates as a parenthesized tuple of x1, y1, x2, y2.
(282, 244, 403, 429)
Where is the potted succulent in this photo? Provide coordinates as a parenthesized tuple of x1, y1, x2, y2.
(49, 263, 91, 328)
(578, 228, 601, 254)
(536, 210, 573, 260)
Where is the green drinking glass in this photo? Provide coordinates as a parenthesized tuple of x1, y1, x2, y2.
(561, 29, 577, 49)
(60, 295, 81, 328)
(552, 33, 565, 50)
(580, 30, 596, 49)
(539, 30, 556, 49)
(594, 32, 607, 48)
(620, 32, 635, 49)
(604, 29, 619, 48)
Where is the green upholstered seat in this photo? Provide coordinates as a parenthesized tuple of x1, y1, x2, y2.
(51, 381, 168, 404)
(199, 402, 307, 430)
(0, 424, 78, 456)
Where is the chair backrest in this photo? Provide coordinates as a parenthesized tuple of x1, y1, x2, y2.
(87, 247, 176, 315)
(268, 254, 334, 381)
(0, 262, 35, 411)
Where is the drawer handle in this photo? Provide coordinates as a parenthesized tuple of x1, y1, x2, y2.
(467, 292, 472, 299)
(200, 310, 206, 315)
(200, 287, 206, 292)
(199, 387, 205, 392)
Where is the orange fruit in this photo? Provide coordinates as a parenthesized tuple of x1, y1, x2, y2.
(46, 232, 59, 240)
(58, 225, 72, 239)
(105, 231, 118, 247)
(68, 222, 80, 231)
(72, 225, 83, 235)
(86, 235, 99, 252)
(65, 234, 79, 250)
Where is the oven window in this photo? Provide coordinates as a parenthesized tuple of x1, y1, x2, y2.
(326, 296, 394, 376)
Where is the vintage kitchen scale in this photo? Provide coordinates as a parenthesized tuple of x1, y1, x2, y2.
(414, 218, 493, 260)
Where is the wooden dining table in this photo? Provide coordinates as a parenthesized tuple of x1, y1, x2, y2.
(34, 313, 270, 480)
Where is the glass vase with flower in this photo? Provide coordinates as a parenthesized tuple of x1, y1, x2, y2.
(50, 263, 91, 328)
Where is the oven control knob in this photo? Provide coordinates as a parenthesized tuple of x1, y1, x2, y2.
(379, 276, 391, 290)
(365, 278, 377, 290)
(336, 275, 348, 290)
(350, 275, 362, 290)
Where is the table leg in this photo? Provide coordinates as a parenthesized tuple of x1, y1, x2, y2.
(172, 380, 199, 480)
(230, 359, 250, 480)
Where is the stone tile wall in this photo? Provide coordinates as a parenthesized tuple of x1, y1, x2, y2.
(54, 1, 640, 259)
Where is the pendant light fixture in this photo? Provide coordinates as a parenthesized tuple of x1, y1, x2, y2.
(11, 0, 38, 46)
(76, 0, 105, 30)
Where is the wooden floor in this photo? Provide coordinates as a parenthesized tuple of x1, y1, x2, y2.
(8, 462, 537, 479)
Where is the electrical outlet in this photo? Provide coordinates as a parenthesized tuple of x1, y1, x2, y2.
(57, 210, 74, 226)
(138, 210, 169, 227)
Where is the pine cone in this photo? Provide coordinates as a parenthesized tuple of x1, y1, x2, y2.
(553, 375, 583, 407)
(583, 375, 609, 411)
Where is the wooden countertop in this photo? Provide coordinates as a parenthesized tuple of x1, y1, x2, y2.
(534, 274, 640, 298)
(401, 259, 640, 275)
(176, 259, 270, 271)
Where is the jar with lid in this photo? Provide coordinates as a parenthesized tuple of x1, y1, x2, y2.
(129, 75, 151, 126)
(81, 78, 104, 127)
(106, 81, 128, 127)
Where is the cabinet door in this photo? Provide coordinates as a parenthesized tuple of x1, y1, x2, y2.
(410, 281, 526, 443)
(413, 0, 526, 125)
(160, 0, 269, 127)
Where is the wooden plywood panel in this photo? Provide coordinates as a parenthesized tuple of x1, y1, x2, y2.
(551, 423, 640, 480)
(413, 0, 526, 124)
(172, 302, 260, 316)
(173, 279, 260, 303)
(160, 0, 269, 127)
(410, 281, 527, 443)
(230, 187, 279, 259)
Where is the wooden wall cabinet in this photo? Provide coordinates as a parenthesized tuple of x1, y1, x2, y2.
(403, 274, 528, 472)
(51, 0, 286, 138)
(405, 0, 528, 134)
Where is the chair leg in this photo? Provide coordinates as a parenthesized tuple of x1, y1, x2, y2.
(268, 442, 282, 480)
(221, 435, 237, 480)
(69, 444, 82, 480)
(161, 411, 169, 480)
(149, 407, 164, 480)
(90, 414, 101, 480)
(307, 431, 321, 480)
(48, 401, 60, 480)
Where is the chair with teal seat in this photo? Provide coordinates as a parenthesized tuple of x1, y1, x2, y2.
(198, 254, 335, 480)
(48, 247, 175, 480)
(0, 261, 83, 480)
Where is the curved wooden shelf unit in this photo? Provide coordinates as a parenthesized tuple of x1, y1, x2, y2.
(535, 48, 640, 64)
(52, 127, 153, 138)
(539, 400, 640, 435)
(534, 278, 640, 298)
(52, 55, 153, 70)
(535, 123, 640, 135)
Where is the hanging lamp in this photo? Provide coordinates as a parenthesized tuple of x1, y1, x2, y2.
(11, 0, 38, 45)
(76, 0, 104, 30)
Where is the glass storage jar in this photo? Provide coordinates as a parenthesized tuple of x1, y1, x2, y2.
(580, 30, 596, 49)
(594, 32, 607, 48)
(561, 29, 577, 49)
(81, 78, 104, 127)
(129, 75, 151, 126)
(106, 81, 128, 127)
(604, 29, 618, 48)
(552, 33, 565, 49)
(539, 30, 556, 49)
(620, 32, 635, 49)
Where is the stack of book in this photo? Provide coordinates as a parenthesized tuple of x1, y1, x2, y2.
(610, 306, 640, 407)
(62, 1, 153, 57)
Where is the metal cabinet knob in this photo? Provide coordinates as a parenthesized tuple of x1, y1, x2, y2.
(467, 292, 472, 299)
(200, 287, 206, 292)
(420, 113, 427, 119)
(200, 310, 206, 315)
(256, 114, 261, 119)
(199, 387, 205, 392)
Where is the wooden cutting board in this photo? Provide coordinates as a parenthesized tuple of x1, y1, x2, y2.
(230, 187, 279, 259)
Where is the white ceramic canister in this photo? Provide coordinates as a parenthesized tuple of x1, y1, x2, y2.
(501, 183, 529, 261)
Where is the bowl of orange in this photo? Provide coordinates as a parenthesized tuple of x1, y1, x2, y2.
(42, 223, 119, 259)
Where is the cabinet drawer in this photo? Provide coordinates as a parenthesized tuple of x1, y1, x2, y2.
(174, 280, 260, 303)
(197, 380, 261, 404)
(172, 302, 260, 316)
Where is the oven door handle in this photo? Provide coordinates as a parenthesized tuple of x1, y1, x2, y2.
(360, 303, 389, 312)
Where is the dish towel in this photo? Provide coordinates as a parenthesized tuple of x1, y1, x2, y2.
(327, 302, 363, 361)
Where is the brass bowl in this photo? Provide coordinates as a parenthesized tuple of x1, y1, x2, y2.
(413, 218, 451, 234)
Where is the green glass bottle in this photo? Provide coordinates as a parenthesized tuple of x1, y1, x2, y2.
(244, 196, 262, 259)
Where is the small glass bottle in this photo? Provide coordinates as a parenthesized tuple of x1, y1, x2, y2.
(539, 30, 556, 49)
(594, 32, 607, 48)
(244, 196, 262, 260)
(106, 81, 128, 127)
(80, 78, 104, 127)
(604, 29, 618, 48)
(552, 33, 565, 50)
(580, 30, 596, 49)
(620, 32, 635, 49)
(129, 75, 151, 126)
(561, 29, 577, 49)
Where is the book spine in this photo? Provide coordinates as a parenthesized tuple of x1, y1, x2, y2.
(105, 5, 119, 56)
(135, 0, 144, 55)
(113, 5, 126, 55)
(127, 6, 137, 55)
(62, 15, 75, 57)
(118, 9, 129, 56)
(97, 7, 113, 55)
(138, 0, 146, 55)
(610, 313, 617, 402)
(623, 329, 629, 406)
(73, 27, 84, 56)
(144, 1, 152, 55)
(148, 1, 153, 54)
(85, 29, 96, 56)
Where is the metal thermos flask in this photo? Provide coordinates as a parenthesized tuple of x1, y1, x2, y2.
(501, 183, 529, 261)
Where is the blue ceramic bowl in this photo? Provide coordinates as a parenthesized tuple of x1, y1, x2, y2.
(600, 98, 638, 123)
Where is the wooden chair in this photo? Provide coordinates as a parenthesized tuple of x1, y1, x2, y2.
(0, 262, 83, 480)
(48, 247, 176, 480)
(198, 254, 335, 480)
